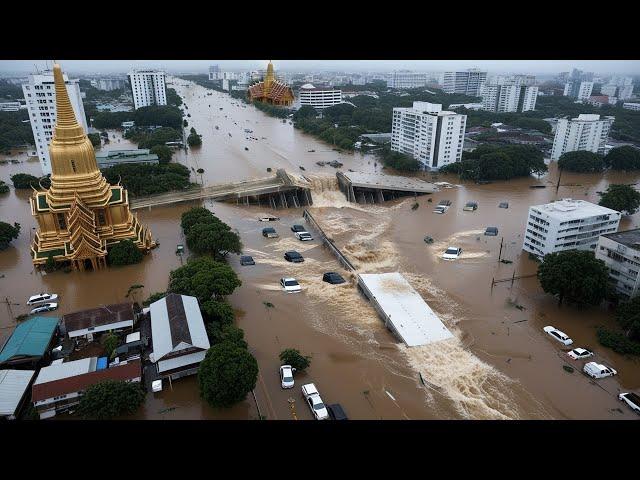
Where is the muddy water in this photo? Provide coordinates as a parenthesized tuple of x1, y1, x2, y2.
(1, 76, 638, 420)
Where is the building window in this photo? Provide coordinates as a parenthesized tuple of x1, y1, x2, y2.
(70, 159, 77, 173)
(57, 213, 67, 230)
(96, 210, 106, 226)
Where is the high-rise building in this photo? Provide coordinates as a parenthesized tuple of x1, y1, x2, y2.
(29, 63, 155, 271)
(208, 65, 220, 80)
(563, 81, 594, 101)
(23, 70, 88, 175)
(596, 229, 640, 300)
(617, 85, 634, 100)
(481, 82, 538, 112)
(96, 78, 126, 91)
(127, 70, 167, 110)
(297, 84, 342, 109)
(550, 114, 614, 160)
(600, 84, 617, 97)
(387, 72, 428, 89)
(391, 102, 466, 170)
(522, 199, 620, 259)
(441, 69, 487, 96)
(623, 102, 640, 111)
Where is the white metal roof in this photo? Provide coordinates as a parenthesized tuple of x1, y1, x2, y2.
(530, 198, 620, 221)
(34, 357, 96, 385)
(126, 331, 141, 343)
(0, 370, 35, 417)
(358, 273, 454, 347)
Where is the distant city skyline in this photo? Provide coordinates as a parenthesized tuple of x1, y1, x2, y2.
(1, 60, 640, 77)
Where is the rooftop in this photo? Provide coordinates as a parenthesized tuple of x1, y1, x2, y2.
(340, 171, 438, 194)
(0, 317, 59, 365)
(601, 228, 640, 250)
(530, 199, 620, 221)
(62, 303, 135, 333)
(0, 369, 35, 417)
(34, 357, 96, 385)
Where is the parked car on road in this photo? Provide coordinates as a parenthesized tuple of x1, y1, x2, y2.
(484, 227, 499, 236)
(543, 325, 573, 346)
(280, 277, 301, 293)
(618, 392, 640, 414)
(567, 348, 593, 360)
(240, 255, 255, 266)
(323, 272, 346, 284)
(27, 293, 58, 305)
(583, 362, 617, 379)
(291, 224, 306, 232)
(499, 202, 509, 209)
(262, 227, 279, 238)
(327, 403, 348, 420)
(463, 201, 478, 211)
(433, 205, 448, 214)
(280, 365, 296, 389)
(30, 303, 58, 314)
(301, 383, 329, 420)
(295, 231, 313, 241)
(284, 251, 304, 263)
(259, 216, 279, 222)
(442, 247, 462, 260)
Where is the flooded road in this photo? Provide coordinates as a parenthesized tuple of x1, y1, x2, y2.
(1, 77, 638, 420)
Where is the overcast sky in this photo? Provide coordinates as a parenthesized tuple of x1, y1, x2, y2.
(1, 60, 639, 76)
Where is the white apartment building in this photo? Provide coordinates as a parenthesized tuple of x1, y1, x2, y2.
(550, 114, 614, 160)
(522, 198, 621, 259)
(623, 102, 640, 111)
(208, 65, 220, 80)
(297, 84, 342, 109)
(481, 82, 538, 112)
(0, 101, 22, 112)
(127, 70, 167, 110)
(563, 81, 594, 101)
(608, 76, 633, 87)
(391, 102, 466, 170)
(441, 69, 487, 96)
(387, 72, 428, 89)
(22, 70, 87, 175)
(617, 84, 634, 100)
(96, 78, 126, 91)
(600, 84, 617, 97)
(596, 229, 640, 300)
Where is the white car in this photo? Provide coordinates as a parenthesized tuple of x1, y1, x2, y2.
(567, 347, 594, 360)
(280, 277, 302, 293)
(27, 293, 58, 305)
(280, 365, 296, 389)
(442, 247, 462, 260)
(295, 231, 313, 241)
(30, 302, 58, 314)
(301, 383, 329, 420)
(433, 205, 448, 214)
(618, 392, 640, 415)
(543, 325, 573, 346)
(583, 362, 617, 379)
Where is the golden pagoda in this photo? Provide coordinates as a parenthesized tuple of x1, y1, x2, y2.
(29, 63, 155, 271)
(247, 61, 294, 106)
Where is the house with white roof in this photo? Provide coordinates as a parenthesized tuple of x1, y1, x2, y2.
(0, 370, 36, 420)
(148, 294, 210, 381)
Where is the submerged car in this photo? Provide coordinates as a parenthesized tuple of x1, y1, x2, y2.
(323, 272, 346, 284)
(327, 403, 349, 420)
(583, 362, 617, 379)
(280, 365, 296, 389)
(258, 216, 279, 222)
(240, 255, 255, 266)
(284, 251, 304, 263)
(442, 247, 462, 260)
(499, 202, 509, 209)
(280, 277, 301, 293)
(30, 303, 58, 314)
(27, 293, 58, 305)
(618, 392, 640, 414)
(262, 227, 279, 238)
(295, 231, 313, 241)
(301, 383, 329, 420)
(463, 201, 478, 211)
(291, 224, 306, 232)
(567, 347, 594, 360)
(484, 227, 499, 236)
(543, 325, 573, 346)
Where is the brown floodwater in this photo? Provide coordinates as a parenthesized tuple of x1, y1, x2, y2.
(1, 77, 638, 420)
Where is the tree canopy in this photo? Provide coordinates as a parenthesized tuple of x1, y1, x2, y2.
(107, 239, 143, 266)
(377, 147, 421, 172)
(78, 380, 145, 420)
(169, 256, 242, 303)
(10, 173, 41, 189)
(125, 126, 182, 150)
(186, 221, 242, 259)
(101, 162, 192, 197)
(598, 184, 640, 215)
(181, 207, 218, 235)
(279, 348, 311, 372)
(616, 296, 640, 342)
(150, 144, 173, 164)
(0, 221, 20, 250)
(537, 250, 610, 305)
(0, 181, 9, 194)
(605, 146, 640, 171)
(292, 105, 318, 121)
(0, 110, 35, 153)
(557, 150, 606, 173)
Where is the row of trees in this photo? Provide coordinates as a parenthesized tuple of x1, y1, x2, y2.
(440, 144, 547, 180)
(107, 239, 143, 266)
(9, 173, 50, 189)
(181, 207, 242, 260)
(101, 162, 193, 197)
(558, 147, 640, 173)
(187, 127, 202, 147)
(91, 105, 183, 131)
(597, 184, 640, 215)
(0, 221, 20, 250)
(124, 126, 182, 150)
(377, 146, 421, 171)
(0, 110, 35, 153)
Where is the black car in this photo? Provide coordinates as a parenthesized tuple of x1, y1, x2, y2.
(323, 272, 346, 284)
(262, 227, 278, 238)
(484, 226, 499, 236)
(327, 404, 348, 420)
(284, 251, 304, 263)
(291, 224, 306, 232)
(240, 255, 255, 266)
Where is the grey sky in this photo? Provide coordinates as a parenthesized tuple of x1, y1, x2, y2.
(1, 60, 639, 76)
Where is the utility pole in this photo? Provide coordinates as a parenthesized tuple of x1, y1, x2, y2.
(556, 166, 563, 195)
(498, 237, 504, 262)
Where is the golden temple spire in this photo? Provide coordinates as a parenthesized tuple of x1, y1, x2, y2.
(264, 60, 275, 94)
(52, 62, 85, 141)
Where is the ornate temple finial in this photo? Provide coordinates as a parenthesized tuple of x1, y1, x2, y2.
(52, 63, 80, 129)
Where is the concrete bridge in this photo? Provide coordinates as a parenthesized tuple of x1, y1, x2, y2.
(130, 169, 313, 210)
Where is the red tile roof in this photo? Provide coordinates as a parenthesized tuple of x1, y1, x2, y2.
(32, 359, 141, 402)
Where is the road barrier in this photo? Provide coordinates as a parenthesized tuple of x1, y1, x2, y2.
(302, 209, 356, 272)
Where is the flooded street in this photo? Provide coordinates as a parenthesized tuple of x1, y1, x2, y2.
(1, 77, 638, 420)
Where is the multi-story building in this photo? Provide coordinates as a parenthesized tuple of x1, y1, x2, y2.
(600, 84, 618, 97)
(22, 70, 87, 175)
(617, 84, 634, 100)
(522, 198, 621, 259)
(596, 229, 640, 299)
(441, 69, 487, 96)
(563, 81, 594, 101)
(0, 101, 22, 112)
(623, 102, 640, 111)
(96, 77, 126, 91)
(297, 83, 342, 109)
(208, 65, 220, 80)
(550, 114, 614, 160)
(608, 76, 633, 87)
(481, 82, 538, 112)
(387, 72, 428, 89)
(585, 95, 617, 107)
(127, 70, 166, 110)
(391, 102, 466, 170)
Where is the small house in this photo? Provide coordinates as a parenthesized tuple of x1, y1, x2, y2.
(0, 369, 36, 420)
(61, 303, 135, 340)
(0, 316, 59, 369)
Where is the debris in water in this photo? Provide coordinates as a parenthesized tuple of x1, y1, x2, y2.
(266, 168, 272, 172)
(385, 390, 396, 402)
(563, 365, 574, 373)
(610, 407, 623, 414)
(263, 301, 275, 308)
(411, 202, 419, 210)
(500, 259, 513, 264)
(299, 166, 306, 171)
(158, 407, 178, 414)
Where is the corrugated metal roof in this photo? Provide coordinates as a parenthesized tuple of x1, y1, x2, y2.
(62, 303, 134, 333)
(0, 317, 59, 364)
(34, 357, 96, 385)
(0, 370, 35, 417)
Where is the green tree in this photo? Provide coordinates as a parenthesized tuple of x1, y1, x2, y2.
(292, 105, 317, 121)
(0, 180, 9, 194)
(183, 119, 188, 127)
(201, 299, 235, 325)
(180, 207, 217, 235)
(378, 147, 421, 171)
(206, 323, 247, 348)
(187, 130, 202, 147)
(103, 333, 119, 358)
(606, 146, 640, 171)
(198, 340, 258, 408)
(0, 221, 20, 250)
(598, 184, 640, 215)
(45, 253, 56, 272)
(616, 296, 640, 341)
(169, 256, 242, 303)
(78, 380, 145, 420)
(101, 162, 192, 197)
(143, 291, 166, 307)
(538, 250, 610, 305)
(10, 173, 40, 189)
(557, 151, 605, 173)
(87, 132, 101, 148)
(597, 328, 640, 355)
(279, 348, 311, 372)
(150, 144, 173, 164)
(107, 240, 143, 266)
(186, 221, 242, 259)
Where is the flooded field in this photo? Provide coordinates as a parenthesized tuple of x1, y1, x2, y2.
(1, 77, 638, 420)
